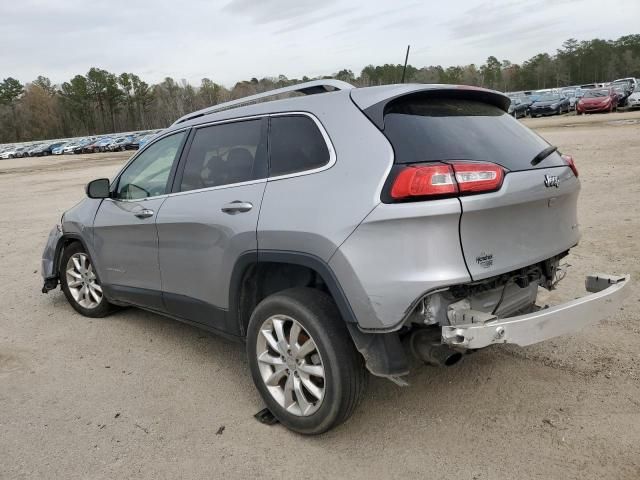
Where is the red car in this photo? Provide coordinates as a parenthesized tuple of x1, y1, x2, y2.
(576, 88, 618, 114)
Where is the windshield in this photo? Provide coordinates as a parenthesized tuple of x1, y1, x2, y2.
(537, 95, 560, 102)
(584, 90, 609, 98)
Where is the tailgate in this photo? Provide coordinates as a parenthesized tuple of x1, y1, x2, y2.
(460, 165, 580, 280)
(355, 88, 582, 280)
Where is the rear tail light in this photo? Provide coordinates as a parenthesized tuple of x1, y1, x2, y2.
(562, 154, 579, 177)
(390, 162, 505, 200)
(451, 162, 505, 193)
(390, 164, 457, 199)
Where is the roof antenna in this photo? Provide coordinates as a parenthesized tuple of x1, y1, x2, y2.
(401, 45, 411, 83)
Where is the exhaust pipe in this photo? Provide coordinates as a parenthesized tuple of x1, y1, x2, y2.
(409, 329, 462, 367)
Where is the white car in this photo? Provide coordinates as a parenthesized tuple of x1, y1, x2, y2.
(62, 143, 79, 154)
(612, 77, 638, 90)
(0, 146, 27, 159)
(627, 87, 640, 109)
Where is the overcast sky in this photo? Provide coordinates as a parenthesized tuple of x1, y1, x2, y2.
(1, 0, 638, 87)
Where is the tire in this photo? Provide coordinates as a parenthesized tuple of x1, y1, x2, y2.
(60, 242, 114, 318)
(246, 287, 367, 435)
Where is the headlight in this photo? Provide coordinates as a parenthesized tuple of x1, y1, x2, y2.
(550, 103, 558, 108)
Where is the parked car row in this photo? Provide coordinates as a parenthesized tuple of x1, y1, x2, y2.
(0, 129, 163, 160)
(506, 76, 639, 118)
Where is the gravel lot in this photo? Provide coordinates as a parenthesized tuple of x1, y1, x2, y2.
(1, 111, 639, 479)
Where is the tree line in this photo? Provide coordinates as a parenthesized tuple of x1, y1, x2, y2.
(1, 34, 639, 143)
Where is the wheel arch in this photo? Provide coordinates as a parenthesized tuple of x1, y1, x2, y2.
(229, 250, 358, 337)
(52, 233, 91, 277)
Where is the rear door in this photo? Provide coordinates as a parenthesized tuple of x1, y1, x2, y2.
(155, 118, 268, 334)
(380, 94, 580, 280)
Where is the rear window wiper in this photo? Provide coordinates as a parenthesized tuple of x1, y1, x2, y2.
(530, 145, 558, 166)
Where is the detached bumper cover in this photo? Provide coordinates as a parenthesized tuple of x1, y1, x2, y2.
(41, 225, 63, 291)
(442, 274, 630, 349)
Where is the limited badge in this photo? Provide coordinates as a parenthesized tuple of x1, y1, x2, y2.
(476, 252, 494, 268)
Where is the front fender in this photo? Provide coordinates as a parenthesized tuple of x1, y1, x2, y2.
(41, 197, 102, 292)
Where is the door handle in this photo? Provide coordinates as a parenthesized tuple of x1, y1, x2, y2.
(134, 208, 154, 219)
(221, 201, 253, 214)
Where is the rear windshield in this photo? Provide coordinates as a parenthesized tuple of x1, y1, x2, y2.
(537, 95, 560, 102)
(383, 97, 565, 171)
(585, 89, 609, 98)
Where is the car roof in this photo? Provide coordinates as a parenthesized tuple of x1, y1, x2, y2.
(165, 82, 509, 135)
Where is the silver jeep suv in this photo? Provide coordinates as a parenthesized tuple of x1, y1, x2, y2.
(41, 80, 629, 434)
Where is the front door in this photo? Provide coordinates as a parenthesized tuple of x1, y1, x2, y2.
(92, 130, 188, 309)
(156, 118, 268, 333)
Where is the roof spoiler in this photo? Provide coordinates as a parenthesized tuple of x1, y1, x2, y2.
(352, 85, 511, 130)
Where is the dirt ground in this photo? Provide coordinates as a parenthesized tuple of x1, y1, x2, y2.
(1, 111, 639, 480)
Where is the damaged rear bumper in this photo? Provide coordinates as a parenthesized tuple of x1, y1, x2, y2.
(442, 274, 630, 349)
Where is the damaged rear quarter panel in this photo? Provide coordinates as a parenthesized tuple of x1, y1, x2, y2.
(329, 197, 471, 330)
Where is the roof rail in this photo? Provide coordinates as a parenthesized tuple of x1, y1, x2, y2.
(172, 79, 354, 125)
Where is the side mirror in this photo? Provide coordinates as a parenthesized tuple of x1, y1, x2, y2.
(86, 178, 111, 199)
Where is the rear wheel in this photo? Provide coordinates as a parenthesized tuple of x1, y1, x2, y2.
(247, 288, 367, 435)
(60, 242, 113, 317)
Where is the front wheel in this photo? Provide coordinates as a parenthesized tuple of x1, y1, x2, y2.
(60, 242, 114, 317)
(247, 288, 367, 435)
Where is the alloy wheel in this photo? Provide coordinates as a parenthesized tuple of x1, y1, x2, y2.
(65, 252, 103, 309)
(256, 315, 325, 416)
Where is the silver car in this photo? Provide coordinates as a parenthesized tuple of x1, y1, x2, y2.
(41, 80, 630, 434)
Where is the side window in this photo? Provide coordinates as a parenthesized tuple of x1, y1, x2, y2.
(179, 119, 267, 192)
(116, 131, 186, 200)
(269, 116, 330, 176)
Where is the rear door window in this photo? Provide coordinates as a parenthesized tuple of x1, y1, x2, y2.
(383, 97, 565, 171)
(179, 119, 267, 192)
(269, 116, 330, 176)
